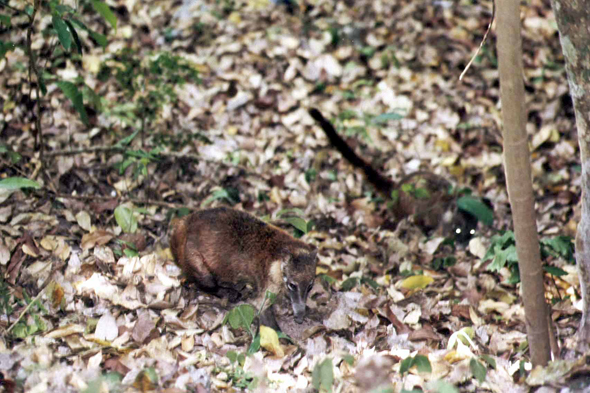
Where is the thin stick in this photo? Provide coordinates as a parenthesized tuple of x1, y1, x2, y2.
(46, 146, 270, 180)
(53, 192, 200, 211)
(6, 285, 46, 333)
(459, 0, 496, 81)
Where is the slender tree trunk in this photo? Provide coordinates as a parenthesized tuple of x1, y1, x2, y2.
(550, 0, 590, 350)
(496, 0, 551, 366)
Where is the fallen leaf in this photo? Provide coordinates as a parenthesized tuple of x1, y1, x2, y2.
(260, 325, 284, 357)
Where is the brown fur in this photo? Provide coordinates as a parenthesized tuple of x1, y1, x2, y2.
(170, 207, 317, 329)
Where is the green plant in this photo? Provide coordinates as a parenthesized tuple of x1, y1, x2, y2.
(202, 187, 241, 207)
(223, 290, 277, 354)
(0, 0, 116, 156)
(98, 49, 200, 144)
(11, 290, 49, 338)
(312, 358, 334, 393)
(399, 354, 432, 376)
(340, 276, 379, 291)
(484, 231, 574, 284)
(276, 208, 314, 237)
(225, 351, 259, 389)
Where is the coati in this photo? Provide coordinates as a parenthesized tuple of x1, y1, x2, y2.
(170, 207, 318, 330)
(309, 108, 478, 241)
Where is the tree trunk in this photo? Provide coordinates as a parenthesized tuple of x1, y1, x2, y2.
(550, 0, 590, 350)
(496, 0, 551, 365)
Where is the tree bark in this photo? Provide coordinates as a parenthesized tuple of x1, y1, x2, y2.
(550, 0, 590, 350)
(496, 0, 551, 365)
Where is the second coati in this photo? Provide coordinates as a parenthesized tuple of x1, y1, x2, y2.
(170, 207, 318, 331)
(309, 108, 478, 241)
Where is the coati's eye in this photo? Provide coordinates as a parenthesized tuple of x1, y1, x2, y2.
(287, 283, 297, 291)
(455, 228, 462, 234)
(470, 229, 476, 235)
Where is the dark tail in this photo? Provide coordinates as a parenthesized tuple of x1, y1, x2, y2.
(309, 108, 395, 195)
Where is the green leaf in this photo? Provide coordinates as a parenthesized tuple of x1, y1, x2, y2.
(226, 350, 238, 364)
(431, 380, 459, 393)
(52, 15, 72, 51)
(401, 183, 414, 193)
(343, 354, 355, 365)
(224, 304, 256, 330)
(0, 14, 11, 27)
(399, 356, 413, 375)
(56, 81, 89, 125)
(319, 274, 337, 285)
(202, 188, 238, 206)
(470, 358, 487, 383)
(480, 354, 496, 369)
(340, 277, 359, 291)
(91, 0, 117, 31)
(247, 334, 261, 355)
(115, 130, 139, 147)
(64, 19, 83, 54)
(283, 216, 308, 233)
(0, 177, 40, 190)
(114, 205, 137, 233)
(264, 290, 277, 306)
(312, 358, 334, 393)
(70, 18, 108, 48)
(543, 265, 567, 277)
(413, 187, 430, 199)
(371, 112, 404, 124)
(457, 196, 494, 226)
(413, 354, 431, 373)
(488, 244, 518, 272)
(0, 40, 15, 59)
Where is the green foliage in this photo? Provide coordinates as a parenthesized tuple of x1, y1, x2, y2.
(57, 81, 89, 125)
(312, 358, 334, 393)
(91, 0, 117, 31)
(114, 147, 162, 180)
(340, 276, 379, 291)
(540, 236, 575, 263)
(2, 0, 115, 127)
(114, 205, 138, 233)
(400, 354, 431, 375)
(484, 231, 575, 284)
(11, 290, 48, 338)
(202, 188, 241, 207)
(457, 196, 494, 226)
(469, 358, 486, 383)
(225, 350, 259, 388)
(276, 208, 313, 236)
(0, 177, 40, 190)
(432, 256, 457, 271)
(98, 49, 199, 134)
(223, 304, 256, 332)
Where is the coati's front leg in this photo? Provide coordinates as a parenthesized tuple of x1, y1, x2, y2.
(259, 304, 281, 332)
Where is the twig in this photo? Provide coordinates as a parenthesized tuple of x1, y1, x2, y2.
(459, 0, 496, 81)
(46, 146, 270, 180)
(53, 192, 200, 211)
(6, 285, 47, 333)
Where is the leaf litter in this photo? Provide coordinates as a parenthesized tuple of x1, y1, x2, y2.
(0, 0, 585, 391)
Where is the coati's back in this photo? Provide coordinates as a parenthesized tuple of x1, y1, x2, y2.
(170, 207, 318, 325)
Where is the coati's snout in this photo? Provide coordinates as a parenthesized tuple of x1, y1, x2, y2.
(282, 248, 317, 324)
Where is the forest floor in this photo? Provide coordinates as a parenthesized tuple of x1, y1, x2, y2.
(0, 0, 585, 391)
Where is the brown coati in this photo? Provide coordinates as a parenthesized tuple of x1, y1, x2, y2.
(170, 206, 318, 330)
(309, 108, 479, 242)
